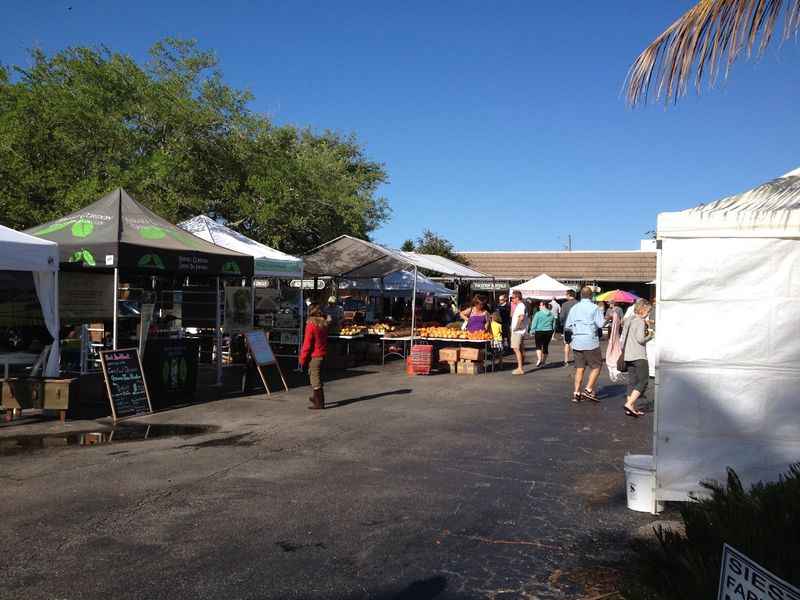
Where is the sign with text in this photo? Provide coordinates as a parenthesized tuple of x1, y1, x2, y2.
(99, 348, 152, 420)
(59, 271, 114, 322)
(224, 287, 253, 334)
(718, 544, 799, 600)
(244, 330, 276, 366)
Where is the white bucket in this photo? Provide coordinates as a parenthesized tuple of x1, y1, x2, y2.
(624, 454, 660, 513)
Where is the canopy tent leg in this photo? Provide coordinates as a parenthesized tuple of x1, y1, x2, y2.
(410, 266, 418, 349)
(216, 276, 222, 386)
(112, 267, 119, 351)
(297, 266, 304, 369)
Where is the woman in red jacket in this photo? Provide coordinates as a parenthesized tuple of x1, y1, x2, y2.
(299, 303, 329, 409)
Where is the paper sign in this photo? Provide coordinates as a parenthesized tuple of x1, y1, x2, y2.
(225, 287, 253, 334)
(717, 544, 800, 600)
(244, 330, 276, 366)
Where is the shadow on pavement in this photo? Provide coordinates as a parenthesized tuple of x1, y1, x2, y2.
(327, 388, 412, 409)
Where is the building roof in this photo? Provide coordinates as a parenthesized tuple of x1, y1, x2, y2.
(457, 251, 656, 282)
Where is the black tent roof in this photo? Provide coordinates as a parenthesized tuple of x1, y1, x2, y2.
(26, 188, 253, 277)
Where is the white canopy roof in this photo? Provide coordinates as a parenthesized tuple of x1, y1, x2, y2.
(178, 215, 303, 277)
(397, 251, 486, 278)
(510, 273, 572, 299)
(0, 224, 59, 272)
(339, 270, 456, 297)
(658, 166, 800, 239)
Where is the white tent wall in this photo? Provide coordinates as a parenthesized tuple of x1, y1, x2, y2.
(0, 225, 60, 377)
(654, 168, 800, 501)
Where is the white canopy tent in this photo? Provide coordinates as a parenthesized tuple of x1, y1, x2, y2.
(338, 270, 456, 297)
(0, 225, 60, 376)
(510, 273, 572, 299)
(654, 166, 800, 501)
(178, 215, 303, 278)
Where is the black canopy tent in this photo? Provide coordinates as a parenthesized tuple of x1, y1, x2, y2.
(27, 189, 254, 387)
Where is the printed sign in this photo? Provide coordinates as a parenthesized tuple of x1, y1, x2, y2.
(244, 330, 276, 366)
(99, 348, 152, 420)
(59, 272, 115, 322)
(718, 544, 800, 600)
(225, 287, 253, 334)
(471, 280, 510, 291)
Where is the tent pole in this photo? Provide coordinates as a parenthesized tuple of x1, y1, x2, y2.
(298, 265, 304, 368)
(410, 266, 418, 349)
(216, 276, 222, 386)
(112, 267, 119, 350)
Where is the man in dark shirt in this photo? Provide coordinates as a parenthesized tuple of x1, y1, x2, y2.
(560, 289, 578, 366)
(497, 293, 511, 351)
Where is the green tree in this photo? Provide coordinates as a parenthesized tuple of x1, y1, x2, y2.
(409, 229, 466, 263)
(400, 239, 415, 251)
(0, 39, 390, 253)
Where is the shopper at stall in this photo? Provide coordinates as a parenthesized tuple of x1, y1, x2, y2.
(621, 299, 654, 417)
(323, 296, 344, 332)
(560, 289, 578, 366)
(459, 296, 491, 332)
(300, 303, 329, 410)
(497, 294, 511, 349)
(509, 290, 528, 375)
(564, 287, 605, 403)
(530, 300, 556, 367)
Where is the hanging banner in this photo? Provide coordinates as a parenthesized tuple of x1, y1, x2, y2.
(224, 287, 253, 334)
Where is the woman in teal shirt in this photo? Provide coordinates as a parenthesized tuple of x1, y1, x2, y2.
(530, 301, 556, 367)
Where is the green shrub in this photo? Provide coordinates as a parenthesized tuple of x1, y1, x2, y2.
(628, 464, 800, 599)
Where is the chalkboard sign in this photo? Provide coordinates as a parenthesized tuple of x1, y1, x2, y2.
(244, 330, 276, 365)
(243, 330, 288, 395)
(100, 348, 152, 420)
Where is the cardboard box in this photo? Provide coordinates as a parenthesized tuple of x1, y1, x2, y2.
(457, 360, 485, 375)
(438, 347, 460, 362)
(459, 347, 485, 362)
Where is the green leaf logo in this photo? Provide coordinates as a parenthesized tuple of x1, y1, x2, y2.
(32, 220, 74, 236)
(222, 261, 241, 275)
(137, 254, 166, 270)
(139, 226, 166, 240)
(68, 249, 96, 266)
(71, 219, 94, 238)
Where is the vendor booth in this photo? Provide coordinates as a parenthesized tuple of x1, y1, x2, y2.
(178, 215, 304, 358)
(0, 225, 60, 377)
(303, 236, 494, 371)
(510, 273, 572, 299)
(27, 189, 253, 412)
(654, 166, 800, 501)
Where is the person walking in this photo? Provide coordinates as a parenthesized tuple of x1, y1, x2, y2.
(530, 300, 555, 367)
(299, 303, 329, 410)
(509, 290, 528, 375)
(550, 298, 562, 337)
(564, 287, 605, 403)
(621, 299, 654, 417)
(560, 289, 578, 366)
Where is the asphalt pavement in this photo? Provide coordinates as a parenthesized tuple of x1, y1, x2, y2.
(0, 339, 660, 599)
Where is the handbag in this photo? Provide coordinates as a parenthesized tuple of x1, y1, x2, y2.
(617, 325, 628, 372)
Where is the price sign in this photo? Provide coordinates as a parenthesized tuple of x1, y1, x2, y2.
(100, 348, 152, 420)
(718, 544, 800, 600)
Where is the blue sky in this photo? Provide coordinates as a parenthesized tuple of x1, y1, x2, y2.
(2, 1, 799, 251)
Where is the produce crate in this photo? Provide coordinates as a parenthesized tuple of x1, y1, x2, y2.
(457, 360, 485, 375)
(459, 347, 485, 362)
(438, 361, 458, 374)
(438, 347, 460, 362)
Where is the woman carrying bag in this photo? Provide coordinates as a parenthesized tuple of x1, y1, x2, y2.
(620, 299, 654, 417)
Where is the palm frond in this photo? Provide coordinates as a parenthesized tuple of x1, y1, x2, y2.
(626, 0, 800, 106)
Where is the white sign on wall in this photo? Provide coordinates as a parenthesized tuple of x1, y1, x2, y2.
(717, 544, 799, 600)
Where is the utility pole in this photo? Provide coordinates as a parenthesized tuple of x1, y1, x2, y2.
(567, 234, 572, 251)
